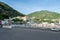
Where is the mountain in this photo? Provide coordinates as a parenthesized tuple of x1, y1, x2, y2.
(0, 2, 25, 20)
(28, 10, 60, 19)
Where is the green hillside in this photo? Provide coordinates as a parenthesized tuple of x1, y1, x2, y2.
(28, 10, 60, 19)
(0, 2, 25, 20)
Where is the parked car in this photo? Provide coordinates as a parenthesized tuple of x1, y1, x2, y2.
(51, 28, 60, 32)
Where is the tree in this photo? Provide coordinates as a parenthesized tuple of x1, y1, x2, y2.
(0, 14, 9, 20)
(12, 18, 23, 22)
(34, 18, 40, 23)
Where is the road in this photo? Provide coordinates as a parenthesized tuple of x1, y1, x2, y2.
(0, 28, 60, 40)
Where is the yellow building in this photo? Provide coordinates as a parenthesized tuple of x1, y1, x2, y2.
(12, 16, 29, 21)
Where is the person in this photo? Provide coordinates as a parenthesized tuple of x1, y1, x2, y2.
(0, 20, 2, 28)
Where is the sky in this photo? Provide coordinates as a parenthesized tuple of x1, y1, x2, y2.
(0, 0, 60, 14)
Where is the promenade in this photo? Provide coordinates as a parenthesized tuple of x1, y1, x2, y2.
(0, 28, 60, 40)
